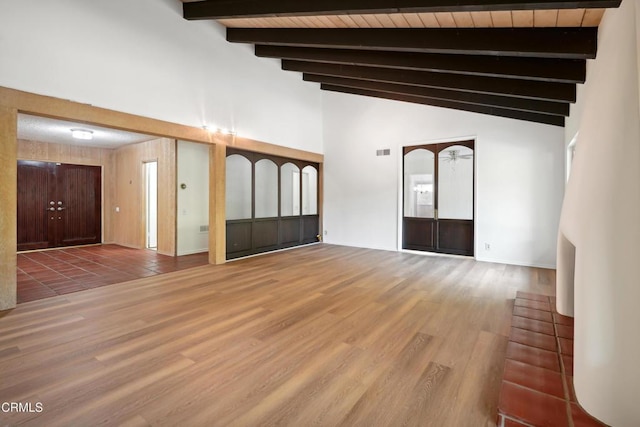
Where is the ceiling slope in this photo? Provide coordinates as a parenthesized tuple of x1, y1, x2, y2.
(183, 0, 620, 19)
(183, 0, 622, 126)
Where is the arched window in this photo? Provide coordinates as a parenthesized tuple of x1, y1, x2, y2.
(255, 159, 278, 218)
(225, 154, 252, 220)
(281, 162, 301, 217)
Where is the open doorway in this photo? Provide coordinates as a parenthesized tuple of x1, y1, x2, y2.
(144, 161, 158, 250)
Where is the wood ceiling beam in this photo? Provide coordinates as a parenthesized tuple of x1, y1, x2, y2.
(185, 0, 620, 19)
(283, 60, 576, 102)
(321, 84, 565, 126)
(303, 74, 569, 116)
(255, 46, 586, 84)
(228, 28, 597, 59)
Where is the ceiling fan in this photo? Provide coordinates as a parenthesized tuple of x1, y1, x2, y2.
(439, 149, 473, 162)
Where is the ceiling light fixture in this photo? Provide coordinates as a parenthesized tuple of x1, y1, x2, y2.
(202, 124, 236, 136)
(71, 128, 94, 140)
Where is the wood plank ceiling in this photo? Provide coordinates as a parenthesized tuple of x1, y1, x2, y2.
(181, 0, 623, 126)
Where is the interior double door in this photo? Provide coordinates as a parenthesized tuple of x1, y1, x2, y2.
(402, 141, 474, 256)
(17, 161, 102, 251)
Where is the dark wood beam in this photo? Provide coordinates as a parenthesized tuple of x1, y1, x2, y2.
(228, 28, 598, 59)
(283, 60, 576, 102)
(304, 74, 569, 116)
(185, 0, 621, 20)
(256, 46, 586, 83)
(321, 84, 564, 126)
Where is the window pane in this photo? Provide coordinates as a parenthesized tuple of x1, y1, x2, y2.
(302, 165, 318, 215)
(438, 145, 474, 220)
(404, 149, 435, 218)
(226, 154, 252, 220)
(281, 163, 300, 216)
(255, 159, 278, 218)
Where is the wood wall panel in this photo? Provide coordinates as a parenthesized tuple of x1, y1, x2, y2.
(0, 107, 17, 310)
(17, 139, 116, 243)
(0, 87, 322, 164)
(209, 144, 226, 265)
(0, 86, 323, 291)
(114, 138, 176, 256)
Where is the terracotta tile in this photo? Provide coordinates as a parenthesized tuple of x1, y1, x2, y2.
(566, 376, 576, 402)
(511, 316, 555, 336)
(555, 324, 574, 339)
(510, 327, 558, 352)
(498, 381, 569, 427)
(54, 285, 87, 295)
(571, 403, 608, 426)
(515, 291, 549, 302)
(553, 312, 574, 326)
(17, 245, 209, 303)
(559, 337, 574, 355)
(549, 296, 557, 312)
(503, 359, 565, 398)
(506, 341, 560, 372)
(515, 298, 551, 312)
(562, 354, 574, 376)
(513, 306, 553, 323)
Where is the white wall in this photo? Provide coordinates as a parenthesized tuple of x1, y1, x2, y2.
(177, 141, 209, 255)
(322, 92, 564, 268)
(558, 0, 640, 425)
(0, 0, 323, 153)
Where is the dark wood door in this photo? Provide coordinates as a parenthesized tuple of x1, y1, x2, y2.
(57, 163, 102, 247)
(17, 161, 102, 251)
(17, 161, 56, 251)
(403, 141, 474, 256)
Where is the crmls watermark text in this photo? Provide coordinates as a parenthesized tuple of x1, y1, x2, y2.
(1, 402, 44, 413)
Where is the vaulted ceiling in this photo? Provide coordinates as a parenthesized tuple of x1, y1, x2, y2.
(181, 0, 622, 127)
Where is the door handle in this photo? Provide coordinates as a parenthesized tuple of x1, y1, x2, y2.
(57, 207, 66, 211)
(45, 207, 55, 211)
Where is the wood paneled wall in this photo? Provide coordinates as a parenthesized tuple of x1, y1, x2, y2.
(209, 144, 226, 264)
(17, 139, 117, 243)
(114, 138, 176, 256)
(0, 107, 17, 310)
(0, 86, 323, 310)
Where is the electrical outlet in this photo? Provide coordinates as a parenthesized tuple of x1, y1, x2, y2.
(485, 243, 491, 250)
(324, 230, 328, 235)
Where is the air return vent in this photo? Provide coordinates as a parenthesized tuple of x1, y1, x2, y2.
(376, 149, 391, 156)
(199, 225, 209, 233)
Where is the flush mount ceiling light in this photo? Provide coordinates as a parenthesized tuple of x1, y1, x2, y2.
(70, 128, 94, 140)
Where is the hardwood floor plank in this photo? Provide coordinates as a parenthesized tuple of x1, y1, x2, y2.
(0, 244, 556, 426)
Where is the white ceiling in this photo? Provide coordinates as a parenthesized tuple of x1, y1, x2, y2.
(17, 114, 156, 149)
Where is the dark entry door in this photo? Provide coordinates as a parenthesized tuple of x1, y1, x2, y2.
(402, 141, 475, 256)
(17, 161, 102, 251)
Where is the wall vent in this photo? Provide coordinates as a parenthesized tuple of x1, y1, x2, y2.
(376, 148, 391, 156)
(199, 225, 209, 233)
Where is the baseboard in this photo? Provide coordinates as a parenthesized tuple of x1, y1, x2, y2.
(177, 248, 208, 256)
(475, 255, 556, 270)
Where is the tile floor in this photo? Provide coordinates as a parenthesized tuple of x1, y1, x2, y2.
(498, 291, 608, 427)
(17, 245, 209, 304)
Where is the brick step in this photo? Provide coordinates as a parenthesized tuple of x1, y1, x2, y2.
(497, 291, 607, 427)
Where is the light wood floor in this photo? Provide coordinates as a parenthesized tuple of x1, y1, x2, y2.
(0, 244, 555, 426)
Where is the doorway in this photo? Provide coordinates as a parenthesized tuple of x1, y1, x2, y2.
(402, 141, 475, 256)
(17, 160, 102, 251)
(144, 161, 158, 250)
